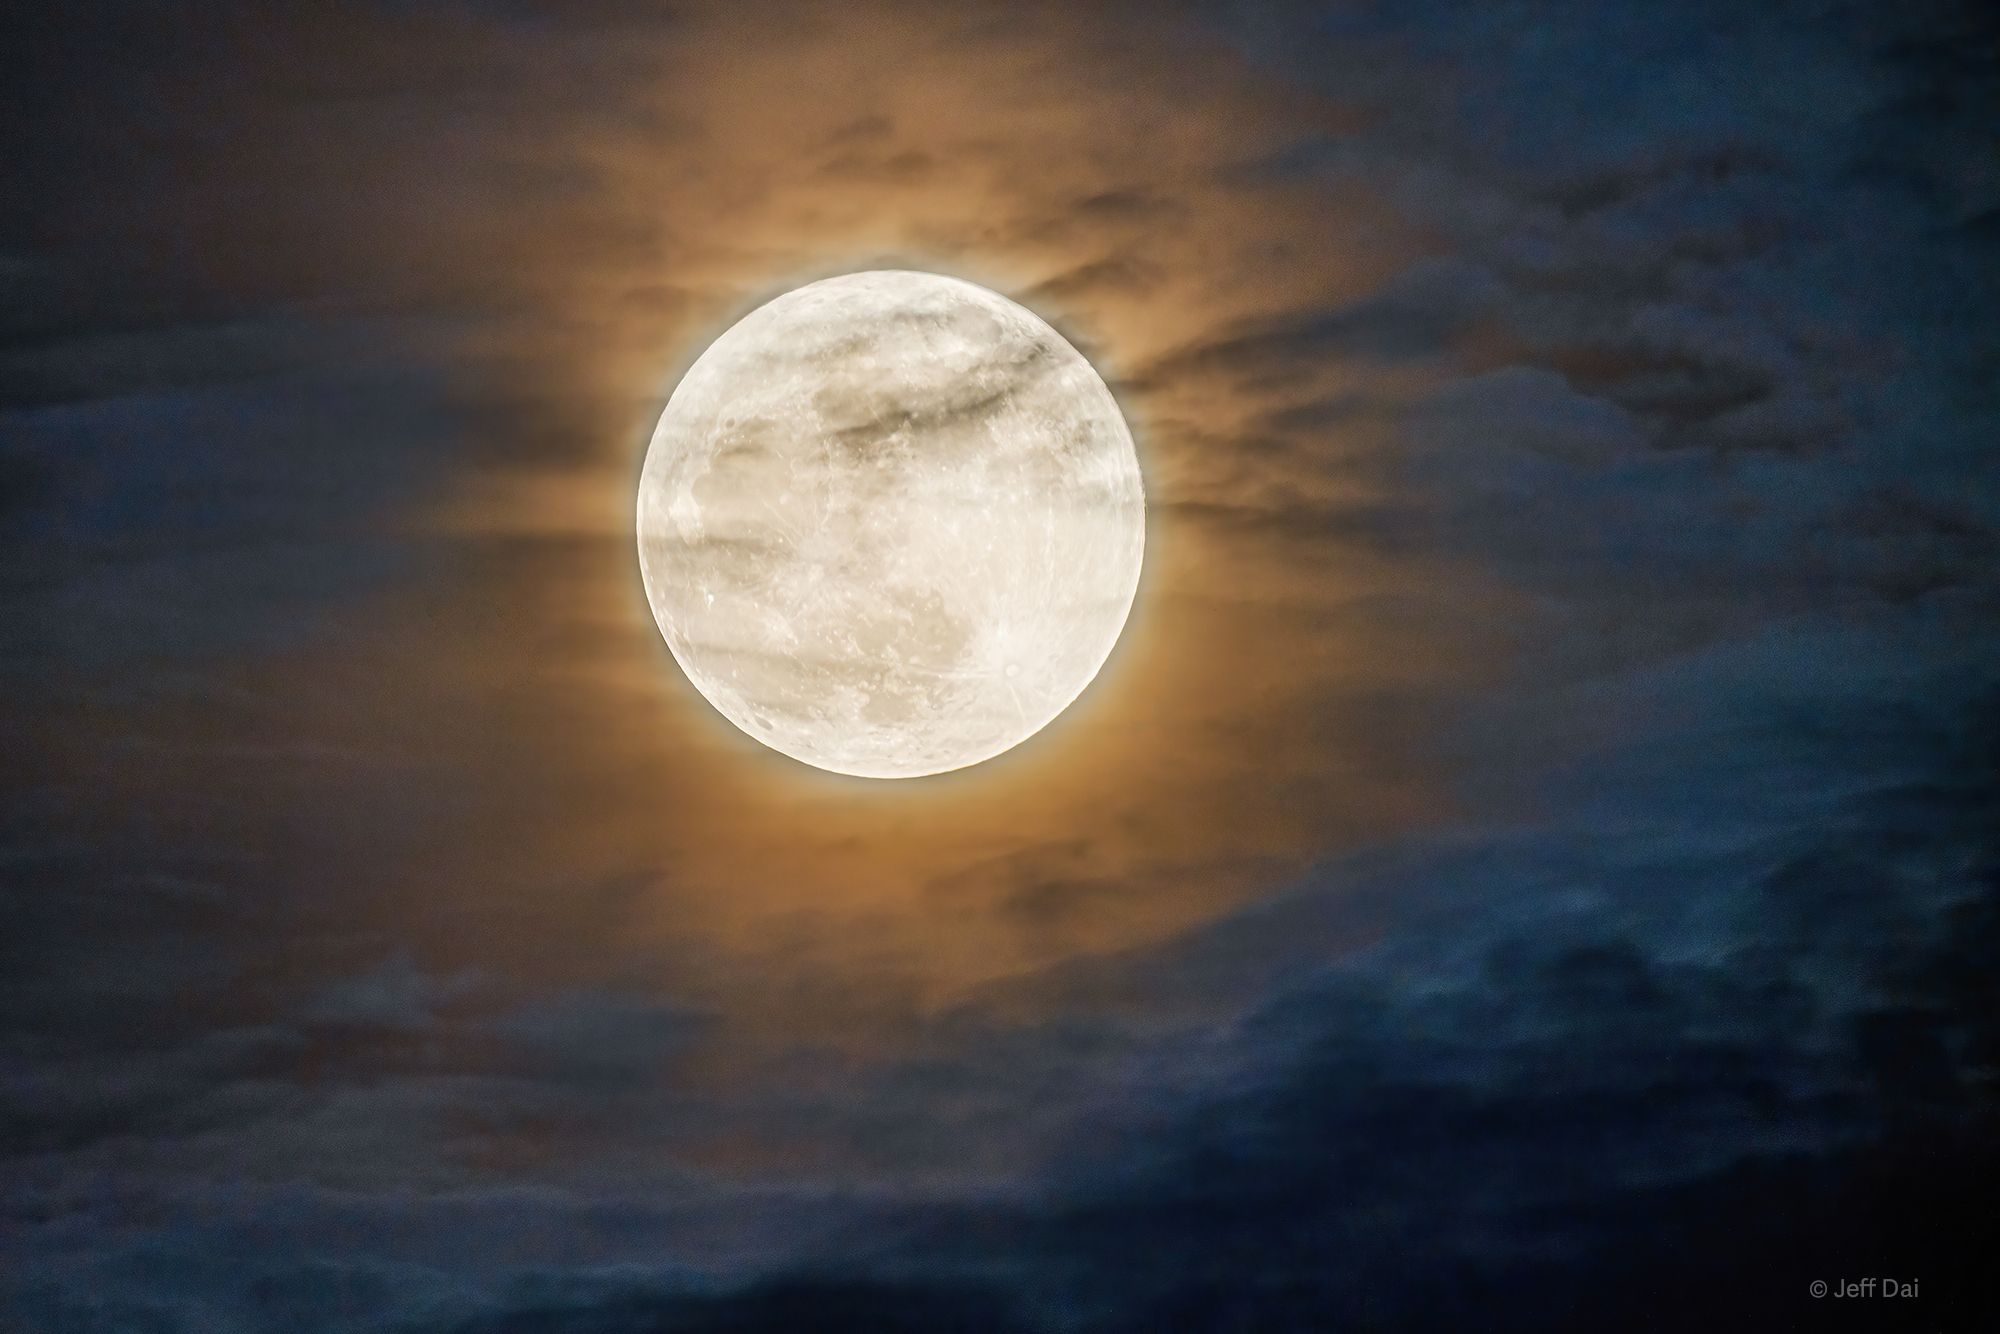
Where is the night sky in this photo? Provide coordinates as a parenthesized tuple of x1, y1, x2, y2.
(5, 2, 1999, 1330)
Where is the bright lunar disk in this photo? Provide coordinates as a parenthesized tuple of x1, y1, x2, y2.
(637, 271, 1145, 779)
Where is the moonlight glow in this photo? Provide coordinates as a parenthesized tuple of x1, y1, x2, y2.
(637, 271, 1145, 779)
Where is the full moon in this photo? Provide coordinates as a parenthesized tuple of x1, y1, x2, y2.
(637, 270, 1145, 779)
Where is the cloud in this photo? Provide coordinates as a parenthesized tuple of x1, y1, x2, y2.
(303, 952, 483, 1032)
(481, 988, 711, 1091)
(3, 0, 1998, 1330)
(448, 1275, 1033, 1334)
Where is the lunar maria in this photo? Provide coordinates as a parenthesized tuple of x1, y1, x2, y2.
(636, 270, 1145, 779)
